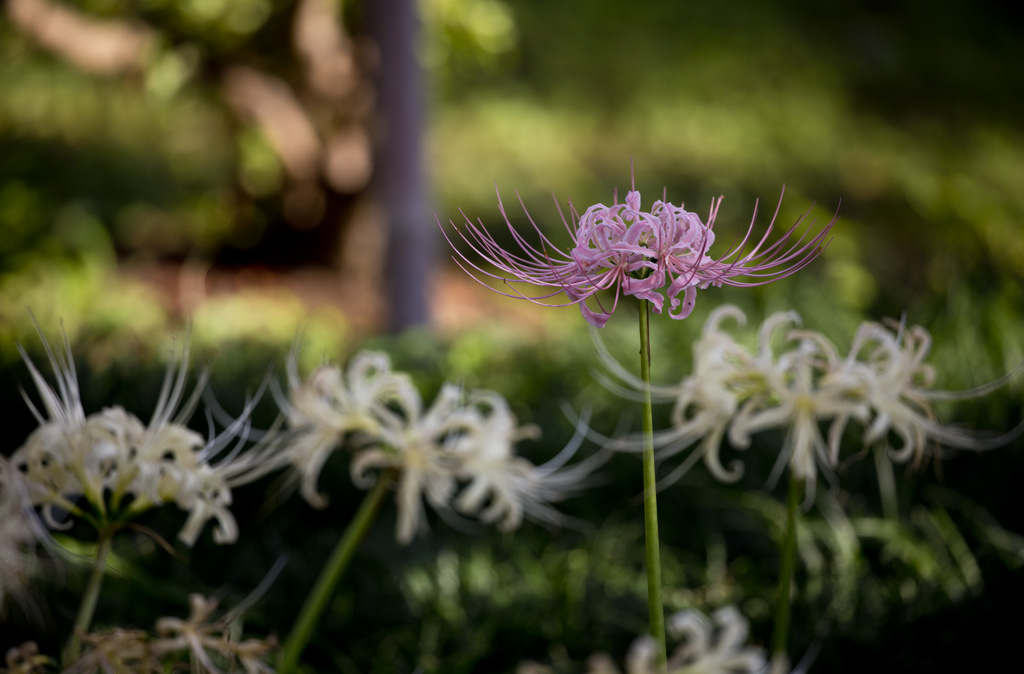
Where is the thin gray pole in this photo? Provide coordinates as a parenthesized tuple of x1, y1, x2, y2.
(366, 0, 434, 332)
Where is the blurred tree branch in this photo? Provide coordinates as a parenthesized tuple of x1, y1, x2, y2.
(4, 0, 425, 331)
(6, 0, 154, 75)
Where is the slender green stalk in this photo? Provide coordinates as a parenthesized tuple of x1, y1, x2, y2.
(63, 532, 113, 667)
(279, 471, 395, 674)
(874, 445, 899, 520)
(772, 474, 803, 657)
(638, 299, 667, 669)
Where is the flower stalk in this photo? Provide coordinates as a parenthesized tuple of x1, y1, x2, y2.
(639, 299, 667, 669)
(278, 470, 396, 674)
(63, 530, 114, 667)
(772, 475, 802, 658)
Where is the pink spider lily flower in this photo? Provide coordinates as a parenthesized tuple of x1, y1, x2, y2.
(443, 179, 837, 328)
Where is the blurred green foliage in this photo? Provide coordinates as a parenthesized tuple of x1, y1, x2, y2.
(431, 0, 1024, 321)
(2, 0, 1023, 672)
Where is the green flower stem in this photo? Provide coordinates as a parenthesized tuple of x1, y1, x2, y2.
(279, 471, 395, 674)
(639, 299, 667, 669)
(63, 531, 113, 667)
(772, 474, 803, 657)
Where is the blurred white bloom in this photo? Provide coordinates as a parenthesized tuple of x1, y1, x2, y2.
(351, 383, 475, 544)
(728, 337, 869, 495)
(663, 307, 800, 483)
(839, 320, 1018, 466)
(614, 606, 767, 674)
(12, 332, 96, 527)
(173, 463, 240, 547)
(595, 306, 749, 483)
(453, 391, 605, 532)
(287, 349, 604, 544)
(12, 326, 281, 546)
(598, 305, 1018, 494)
(63, 628, 156, 674)
(663, 605, 768, 673)
(653, 307, 756, 483)
(0, 457, 42, 617)
(542, 604, 769, 674)
(449, 390, 541, 531)
(279, 348, 419, 507)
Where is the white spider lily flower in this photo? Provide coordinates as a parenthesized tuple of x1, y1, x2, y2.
(663, 605, 768, 673)
(452, 391, 606, 531)
(450, 390, 542, 531)
(285, 348, 605, 543)
(839, 320, 1020, 466)
(173, 464, 239, 546)
(79, 402, 276, 546)
(125, 337, 286, 545)
(662, 307, 800, 483)
(594, 305, 786, 485)
(598, 304, 1017, 495)
(592, 307, 750, 483)
(729, 338, 870, 495)
(346, 380, 605, 544)
(12, 330, 103, 525)
(12, 421, 96, 528)
(12, 325, 281, 546)
(130, 395, 282, 546)
(656, 307, 758, 483)
(280, 349, 419, 507)
(351, 383, 473, 544)
(575, 605, 768, 674)
(113, 408, 204, 509)
(0, 456, 42, 616)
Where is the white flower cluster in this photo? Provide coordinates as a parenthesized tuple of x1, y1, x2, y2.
(520, 604, 780, 674)
(600, 305, 1017, 495)
(281, 349, 603, 544)
(10, 329, 281, 546)
(0, 456, 40, 615)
